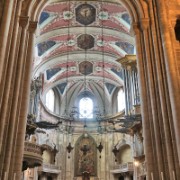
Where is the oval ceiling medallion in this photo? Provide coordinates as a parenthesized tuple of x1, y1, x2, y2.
(76, 3, 96, 25)
(77, 34, 95, 50)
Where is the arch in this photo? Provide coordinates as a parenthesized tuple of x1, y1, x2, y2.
(22, 0, 147, 23)
(117, 144, 133, 164)
(17, 1, 180, 180)
(0, 0, 179, 179)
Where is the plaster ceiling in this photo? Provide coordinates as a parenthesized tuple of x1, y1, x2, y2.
(33, 0, 135, 118)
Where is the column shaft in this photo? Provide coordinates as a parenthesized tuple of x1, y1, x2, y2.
(12, 21, 37, 179)
(155, 0, 180, 164)
(0, 0, 20, 154)
(132, 23, 155, 180)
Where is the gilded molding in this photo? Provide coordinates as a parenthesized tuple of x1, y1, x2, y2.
(117, 55, 137, 69)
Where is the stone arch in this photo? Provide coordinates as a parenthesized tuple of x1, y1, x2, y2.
(21, 0, 48, 21)
(117, 144, 133, 164)
(22, 0, 147, 23)
(21, 0, 147, 119)
(0, 0, 179, 179)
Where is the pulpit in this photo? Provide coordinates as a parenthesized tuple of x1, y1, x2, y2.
(82, 171, 90, 180)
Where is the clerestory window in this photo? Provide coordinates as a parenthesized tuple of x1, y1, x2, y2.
(45, 89, 55, 112)
(117, 89, 125, 112)
(79, 97, 93, 119)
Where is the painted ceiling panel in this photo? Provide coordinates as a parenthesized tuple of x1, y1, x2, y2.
(101, 3, 126, 13)
(115, 42, 134, 54)
(33, 0, 134, 117)
(43, 2, 69, 13)
(100, 19, 128, 33)
(41, 19, 70, 34)
(75, 3, 96, 25)
(121, 13, 131, 24)
(57, 82, 67, 94)
(39, 12, 50, 24)
(39, 2, 130, 34)
(46, 67, 61, 80)
(105, 83, 116, 94)
(37, 41, 56, 56)
(111, 68, 123, 79)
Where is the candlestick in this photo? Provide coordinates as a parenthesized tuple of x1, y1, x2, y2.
(161, 172, 164, 180)
(151, 172, 154, 180)
(172, 171, 176, 180)
(13, 173, 16, 180)
(4, 172, 7, 180)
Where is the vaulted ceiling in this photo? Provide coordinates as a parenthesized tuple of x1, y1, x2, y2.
(33, 0, 135, 117)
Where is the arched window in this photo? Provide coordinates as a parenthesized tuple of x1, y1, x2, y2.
(117, 89, 125, 112)
(45, 89, 55, 112)
(79, 97, 93, 119)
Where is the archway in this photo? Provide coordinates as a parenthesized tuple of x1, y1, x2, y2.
(0, 0, 180, 180)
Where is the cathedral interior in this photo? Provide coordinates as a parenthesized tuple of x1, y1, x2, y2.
(0, 0, 180, 180)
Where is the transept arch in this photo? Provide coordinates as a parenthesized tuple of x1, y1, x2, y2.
(0, 0, 179, 180)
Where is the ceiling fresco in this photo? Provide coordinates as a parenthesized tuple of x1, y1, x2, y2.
(111, 67, 124, 79)
(79, 61, 93, 75)
(33, 0, 135, 117)
(77, 34, 95, 49)
(75, 3, 96, 25)
(37, 41, 56, 56)
(39, 2, 130, 34)
(105, 83, 116, 94)
(39, 12, 50, 24)
(57, 82, 67, 94)
(115, 42, 134, 54)
(46, 67, 61, 80)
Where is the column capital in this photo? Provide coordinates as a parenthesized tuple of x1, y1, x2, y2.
(140, 18, 150, 30)
(117, 55, 137, 70)
(28, 21, 38, 33)
(132, 22, 141, 35)
(19, 16, 29, 28)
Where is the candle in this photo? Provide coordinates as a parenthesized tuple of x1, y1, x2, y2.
(4, 172, 7, 180)
(161, 172, 164, 180)
(151, 172, 154, 180)
(172, 171, 176, 180)
(13, 173, 16, 180)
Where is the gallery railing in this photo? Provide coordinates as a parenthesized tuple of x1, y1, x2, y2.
(110, 162, 134, 173)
